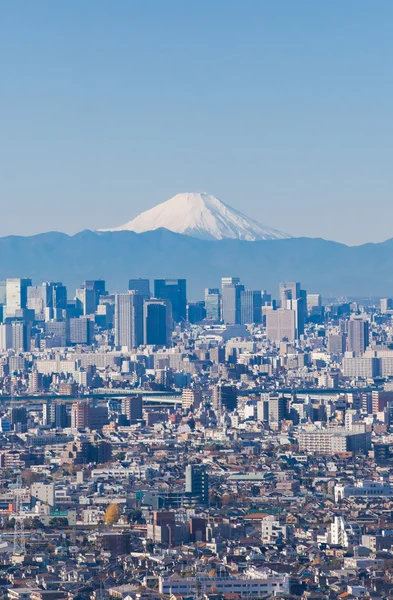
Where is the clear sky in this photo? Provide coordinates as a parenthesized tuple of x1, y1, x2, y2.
(1, 1, 392, 245)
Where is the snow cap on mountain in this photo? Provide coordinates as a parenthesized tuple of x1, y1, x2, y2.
(99, 192, 290, 241)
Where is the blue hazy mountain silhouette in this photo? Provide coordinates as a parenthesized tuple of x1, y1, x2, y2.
(0, 228, 392, 298)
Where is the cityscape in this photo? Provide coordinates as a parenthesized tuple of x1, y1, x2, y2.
(2, 1, 393, 599)
(0, 275, 393, 598)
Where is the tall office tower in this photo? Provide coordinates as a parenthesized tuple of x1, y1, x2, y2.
(114, 292, 143, 349)
(185, 464, 209, 504)
(144, 299, 172, 346)
(221, 277, 244, 324)
(5, 278, 32, 318)
(267, 395, 287, 425)
(187, 301, 206, 324)
(381, 298, 393, 313)
(27, 284, 51, 320)
(213, 383, 238, 412)
(347, 317, 369, 356)
(307, 293, 322, 311)
(71, 401, 91, 429)
(279, 282, 301, 307)
(121, 396, 143, 423)
(83, 280, 107, 307)
(11, 322, 31, 352)
(51, 283, 67, 311)
(69, 317, 94, 345)
(266, 308, 296, 342)
(129, 278, 151, 300)
(240, 290, 262, 324)
(154, 279, 187, 324)
(0, 323, 12, 352)
(75, 288, 97, 316)
(204, 288, 221, 321)
(279, 281, 306, 338)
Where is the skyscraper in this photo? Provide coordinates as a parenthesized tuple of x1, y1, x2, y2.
(6, 278, 32, 318)
(204, 288, 221, 321)
(221, 277, 244, 324)
(69, 317, 94, 345)
(279, 282, 306, 338)
(75, 288, 97, 316)
(144, 299, 172, 346)
(154, 279, 187, 323)
(347, 317, 369, 356)
(266, 308, 296, 342)
(240, 290, 262, 324)
(114, 292, 144, 349)
(129, 278, 151, 300)
(11, 321, 31, 352)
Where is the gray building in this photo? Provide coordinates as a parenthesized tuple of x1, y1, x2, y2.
(114, 292, 143, 349)
(221, 277, 244, 325)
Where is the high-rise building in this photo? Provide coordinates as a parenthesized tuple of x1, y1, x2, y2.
(11, 321, 31, 352)
(75, 288, 97, 316)
(185, 464, 209, 504)
(71, 401, 90, 429)
(279, 282, 306, 338)
(69, 317, 94, 345)
(187, 302, 206, 323)
(328, 333, 347, 355)
(182, 388, 203, 411)
(144, 299, 172, 346)
(0, 323, 12, 352)
(114, 292, 144, 349)
(213, 383, 238, 412)
(204, 288, 221, 321)
(43, 402, 68, 428)
(154, 279, 187, 324)
(381, 298, 393, 313)
(129, 278, 151, 301)
(347, 317, 369, 356)
(121, 396, 143, 423)
(266, 309, 296, 342)
(221, 277, 244, 324)
(268, 396, 287, 424)
(6, 278, 32, 318)
(240, 290, 262, 324)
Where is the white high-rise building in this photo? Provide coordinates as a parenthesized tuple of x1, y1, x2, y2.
(6, 278, 32, 318)
(114, 292, 143, 350)
(266, 309, 296, 342)
(0, 324, 12, 352)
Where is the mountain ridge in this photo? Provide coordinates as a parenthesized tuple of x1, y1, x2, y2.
(0, 228, 392, 298)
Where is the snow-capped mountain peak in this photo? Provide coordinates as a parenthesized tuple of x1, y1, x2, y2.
(99, 192, 290, 241)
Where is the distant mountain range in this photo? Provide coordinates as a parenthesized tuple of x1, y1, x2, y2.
(0, 228, 393, 298)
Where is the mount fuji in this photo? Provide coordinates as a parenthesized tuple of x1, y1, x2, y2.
(99, 192, 290, 241)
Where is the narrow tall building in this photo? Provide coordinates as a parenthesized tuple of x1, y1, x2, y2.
(204, 288, 221, 321)
(114, 292, 144, 349)
(154, 279, 187, 324)
(144, 299, 172, 346)
(221, 277, 244, 325)
(347, 317, 369, 356)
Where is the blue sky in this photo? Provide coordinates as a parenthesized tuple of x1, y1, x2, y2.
(1, 1, 392, 244)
